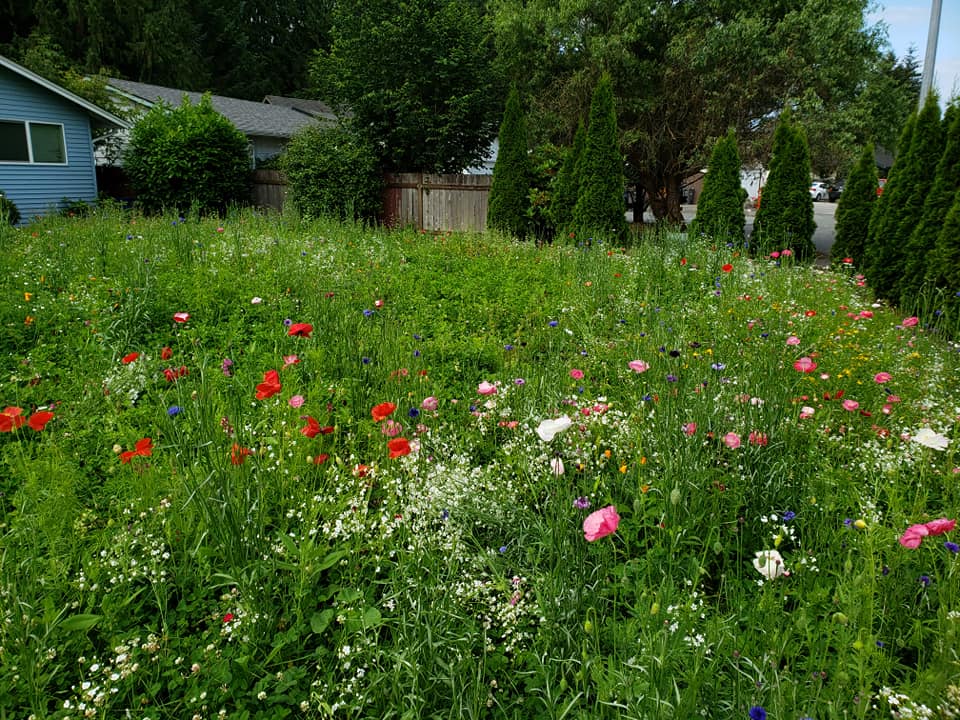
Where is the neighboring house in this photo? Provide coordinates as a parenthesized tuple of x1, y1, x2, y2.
(107, 79, 333, 166)
(263, 95, 338, 123)
(0, 55, 129, 220)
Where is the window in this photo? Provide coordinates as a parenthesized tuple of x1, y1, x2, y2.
(0, 120, 66, 164)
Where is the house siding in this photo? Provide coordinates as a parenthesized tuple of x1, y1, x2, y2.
(0, 67, 99, 219)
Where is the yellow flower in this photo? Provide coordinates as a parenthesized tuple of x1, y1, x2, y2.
(24, 292, 32, 301)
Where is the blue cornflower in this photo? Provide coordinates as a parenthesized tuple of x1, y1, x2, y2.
(748, 707, 767, 720)
(919, 575, 932, 587)
(361, 357, 371, 365)
(441, 509, 450, 520)
(711, 362, 726, 371)
(283, 318, 293, 326)
(363, 309, 374, 317)
(514, 378, 525, 386)
(413, 334, 422, 340)
(945, 541, 959, 553)
(408, 407, 420, 419)
(504, 344, 514, 350)
(783, 511, 796, 522)
(499, 545, 507, 553)
(666, 374, 678, 382)
(548, 320, 559, 327)
(167, 406, 183, 417)
(413, 349, 421, 357)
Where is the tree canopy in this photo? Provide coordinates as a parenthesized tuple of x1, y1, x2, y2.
(492, 0, 887, 222)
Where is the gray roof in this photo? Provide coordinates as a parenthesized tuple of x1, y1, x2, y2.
(1, 55, 129, 129)
(263, 95, 338, 122)
(107, 78, 321, 139)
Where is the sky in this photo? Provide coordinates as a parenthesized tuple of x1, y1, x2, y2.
(865, 0, 960, 105)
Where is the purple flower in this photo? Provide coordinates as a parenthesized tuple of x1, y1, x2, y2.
(548, 320, 559, 327)
(363, 309, 374, 317)
(666, 374, 678, 382)
(283, 318, 293, 326)
(221, 358, 234, 377)
(783, 511, 796, 522)
(945, 541, 959, 553)
(748, 707, 767, 720)
(574, 496, 591, 510)
(167, 406, 183, 417)
(919, 575, 931, 587)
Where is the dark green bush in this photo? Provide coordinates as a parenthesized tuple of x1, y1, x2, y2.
(0, 191, 20, 225)
(280, 123, 383, 222)
(830, 143, 877, 267)
(487, 85, 532, 239)
(123, 95, 251, 215)
(691, 128, 746, 241)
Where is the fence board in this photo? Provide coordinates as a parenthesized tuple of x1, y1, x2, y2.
(251, 169, 287, 212)
(382, 172, 490, 231)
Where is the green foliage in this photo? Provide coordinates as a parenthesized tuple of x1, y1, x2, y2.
(927, 188, 960, 324)
(123, 95, 251, 215)
(280, 123, 383, 222)
(487, 85, 533, 239)
(0, 191, 20, 225)
(830, 143, 877, 267)
(311, 0, 501, 173)
(900, 105, 960, 311)
(864, 95, 943, 302)
(572, 74, 628, 242)
(751, 110, 816, 259)
(690, 129, 746, 241)
(549, 120, 586, 235)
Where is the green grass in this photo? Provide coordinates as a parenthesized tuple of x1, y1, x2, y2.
(0, 207, 958, 719)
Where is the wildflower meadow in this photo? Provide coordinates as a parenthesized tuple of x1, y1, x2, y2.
(0, 208, 958, 719)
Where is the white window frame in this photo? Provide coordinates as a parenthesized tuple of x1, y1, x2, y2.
(0, 119, 68, 165)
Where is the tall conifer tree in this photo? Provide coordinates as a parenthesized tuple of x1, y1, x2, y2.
(691, 128, 745, 241)
(487, 85, 532, 239)
(550, 120, 586, 235)
(830, 143, 878, 267)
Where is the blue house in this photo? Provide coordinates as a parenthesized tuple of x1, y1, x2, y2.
(1, 55, 128, 220)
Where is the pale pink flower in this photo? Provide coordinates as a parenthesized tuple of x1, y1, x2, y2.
(799, 406, 815, 419)
(381, 419, 403, 437)
(251, 296, 263, 305)
(536, 415, 572, 442)
(682, 422, 697, 436)
(477, 381, 498, 395)
(570, 368, 585, 380)
(901, 316, 919, 327)
(841, 399, 859, 412)
(421, 396, 439, 412)
(786, 336, 801, 346)
(723, 432, 741, 449)
(873, 372, 891, 384)
(780, 249, 792, 257)
(583, 505, 620, 542)
(282, 354, 300, 370)
(793, 357, 817, 373)
(748, 431, 769, 446)
(550, 457, 565, 476)
(288, 395, 305, 409)
(628, 360, 650, 373)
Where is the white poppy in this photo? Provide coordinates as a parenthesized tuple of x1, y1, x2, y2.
(550, 457, 565, 476)
(911, 428, 950, 451)
(753, 549, 789, 580)
(536, 415, 572, 442)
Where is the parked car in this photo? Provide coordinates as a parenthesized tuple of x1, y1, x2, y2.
(877, 178, 887, 196)
(809, 181, 830, 201)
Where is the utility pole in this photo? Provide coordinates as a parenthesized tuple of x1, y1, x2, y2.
(919, 0, 942, 107)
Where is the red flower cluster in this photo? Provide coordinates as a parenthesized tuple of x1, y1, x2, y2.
(1, 406, 54, 432)
(300, 416, 335, 438)
(255, 370, 282, 399)
(231, 443, 253, 465)
(163, 366, 189, 382)
(371, 402, 396, 422)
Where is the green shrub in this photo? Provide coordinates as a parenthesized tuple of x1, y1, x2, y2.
(547, 120, 586, 236)
(830, 143, 877, 267)
(0, 191, 20, 225)
(123, 95, 251, 215)
(691, 128, 746, 242)
(572, 74, 628, 242)
(280, 123, 383, 222)
(487, 85, 532, 239)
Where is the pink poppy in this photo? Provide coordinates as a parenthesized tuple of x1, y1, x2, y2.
(748, 431, 768, 446)
(421, 396, 439, 411)
(770, 251, 780, 259)
(282, 354, 300, 370)
(173, 312, 190, 323)
(924, 518, 957, 535)
(799, 406, 815, 419)
(899, 523, 930, 549)
(477, 381, 498, 395)
(583, 505, 620, 542)
(793, 357, 817, 373)
(288, 395, 305, 409)
(841, 400, 859, 412)
(723, 432, 741, 449)
(859, 310, 873, 319)
(628, 360, 650, 373)
(873, 372, 891, 384)
(570, 368, 585, 380)
(780, 249, 792, 257)
(786, 336, 801, 346)
(682, 422, 697, 436)
(901, 316, 919, 327)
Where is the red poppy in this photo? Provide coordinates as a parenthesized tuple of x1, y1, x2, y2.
(353, 464, 371, 478)
(173, 312, 190, 323)
(27, 411, 54, 431)
(122, 352, 140, 364)
(0, 407, 26, 432)
(371, 402, 396, 422)
(804, 310, 817, 317)
(312, 453, 330, 465)
(161, 346, 173, 360)
(163, 366, 189, 383)
(223, 613, 234, 623)
(121, 437, 153, 464)
(300, 416, 333, 438)
(231, 443, 253, 465)
(388, 437, 411, 459)
(287, 323, 313, 338)
(255, 369, 282, 400)
(721, 263, 733, 272)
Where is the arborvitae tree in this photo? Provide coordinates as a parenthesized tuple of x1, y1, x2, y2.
(751, 109, 816, 259)
(830, 143, 878, 267)
(487, 85, 532, 239)
(691, 128, 746, 242)
(866, 95, 942, 301)
(572, 74, 628, 242)
(863, 114, 915, 287)
(549, 120, 586, 235)
(930, 188, 960, 325)
(901, 105, 960, 311)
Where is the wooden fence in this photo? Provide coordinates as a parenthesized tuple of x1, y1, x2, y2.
(382, 173, 491, 232)
(251, 169, 287, 212)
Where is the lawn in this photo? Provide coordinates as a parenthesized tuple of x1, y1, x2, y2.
(0, 207, 958, 719)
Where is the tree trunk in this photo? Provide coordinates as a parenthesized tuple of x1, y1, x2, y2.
(639, 172, 685, 224)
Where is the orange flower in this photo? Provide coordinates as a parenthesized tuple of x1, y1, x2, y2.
(121, 437, 153, 464)
(231, 443, 253, 465)
(371, 402, 396, 422)
(122, 352, 140, 364)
